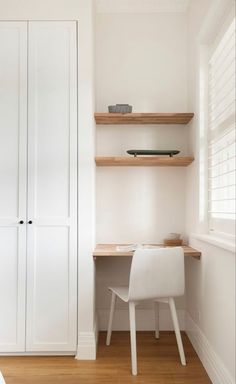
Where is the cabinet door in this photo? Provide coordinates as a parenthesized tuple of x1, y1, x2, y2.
(0, 22, 27, 352)
(26, 21, 77, 352)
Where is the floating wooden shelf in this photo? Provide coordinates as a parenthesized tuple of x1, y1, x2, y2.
(95, 156, 194, 167)
(93, 244, 201, 260)
(94, 113, 194, 125)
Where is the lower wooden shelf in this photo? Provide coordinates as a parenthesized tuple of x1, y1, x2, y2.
(95, 156, 194, 167)
(93, 244, 201, 260)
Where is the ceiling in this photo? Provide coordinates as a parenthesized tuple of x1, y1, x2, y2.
(95, 0, 190, 13)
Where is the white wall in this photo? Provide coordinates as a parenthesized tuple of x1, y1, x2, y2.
(95, 11, 190, 330)
(186, 1, 235, 383)
(0, 0, 96, 359)
(96, 13, 188, 113)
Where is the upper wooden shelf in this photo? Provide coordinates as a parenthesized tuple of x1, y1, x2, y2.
(95, 156, 194, 167)
(93, 244, 201, 260)
(94, 113, 194, 125)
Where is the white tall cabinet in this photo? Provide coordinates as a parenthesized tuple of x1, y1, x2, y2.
(0, 21, 77, 353)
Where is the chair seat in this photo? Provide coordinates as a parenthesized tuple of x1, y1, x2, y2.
(109, 286, 129, 302)
(109, 287, 170, 304)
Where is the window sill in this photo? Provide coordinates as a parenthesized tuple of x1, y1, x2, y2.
(190, 233, 235, 253)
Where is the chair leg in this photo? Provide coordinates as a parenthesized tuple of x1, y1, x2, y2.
(106, 291, 116, 346)
(154, 301, 160, 339)
(129, 302, 137, 375)
(169, 297, 186, 365)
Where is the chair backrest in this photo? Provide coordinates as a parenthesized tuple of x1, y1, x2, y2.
(128, 247, 185, 301)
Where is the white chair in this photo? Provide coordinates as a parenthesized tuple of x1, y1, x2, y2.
(106, 247, 186, 375)
(0, 371, 6, 384)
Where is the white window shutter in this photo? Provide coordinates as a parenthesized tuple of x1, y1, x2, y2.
(208, 18, 236, 238)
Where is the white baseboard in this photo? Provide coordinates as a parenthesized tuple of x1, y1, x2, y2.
(75, 320, 98, 360)
(0, 352, 75, 356)
(186, 313, 234, 384)
(97, 308, 186, 331)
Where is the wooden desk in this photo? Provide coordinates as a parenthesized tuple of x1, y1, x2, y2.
(93, 244, 201, 260)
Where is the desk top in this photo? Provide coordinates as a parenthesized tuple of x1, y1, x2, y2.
(93, 244, 201, 260)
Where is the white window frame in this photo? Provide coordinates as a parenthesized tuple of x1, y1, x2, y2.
(191, 2, 236, 251)
(207, 14, 235, 243)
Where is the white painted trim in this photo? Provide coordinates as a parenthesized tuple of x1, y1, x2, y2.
(97, 308, 186, 331)
(191, 233, 235, 254)
(76, 0, 96, 360)
(96, 0, 189, 14)
(75, 320, 98, 360)
(75, 332, 97, 360)
(186, 313, 234, 384)
(0, 352, 75, 356)
(94, 314, 99, 348)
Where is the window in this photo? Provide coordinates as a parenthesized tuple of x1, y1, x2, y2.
(208, 17, 236, 239)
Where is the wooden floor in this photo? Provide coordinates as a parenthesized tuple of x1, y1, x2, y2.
(0, 332, 212, 384)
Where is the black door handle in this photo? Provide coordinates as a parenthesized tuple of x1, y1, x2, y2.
(28, 220, 33, 224)
(18, 220, 24, 224)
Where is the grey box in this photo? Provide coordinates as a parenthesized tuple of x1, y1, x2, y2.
(108, 104, 132, 113)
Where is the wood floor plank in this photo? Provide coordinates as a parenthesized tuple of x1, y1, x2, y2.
(0, 332, 212, 383)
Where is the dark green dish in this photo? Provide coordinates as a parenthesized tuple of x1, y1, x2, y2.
(127, 150, 180, 157)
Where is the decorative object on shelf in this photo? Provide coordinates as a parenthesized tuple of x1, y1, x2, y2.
(167, 233, 181, 240)
(127, 149, 180, 158)
(164, 233, 183, 246)
(108, 104, 133, 113)
(164, 239, 183, 246)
